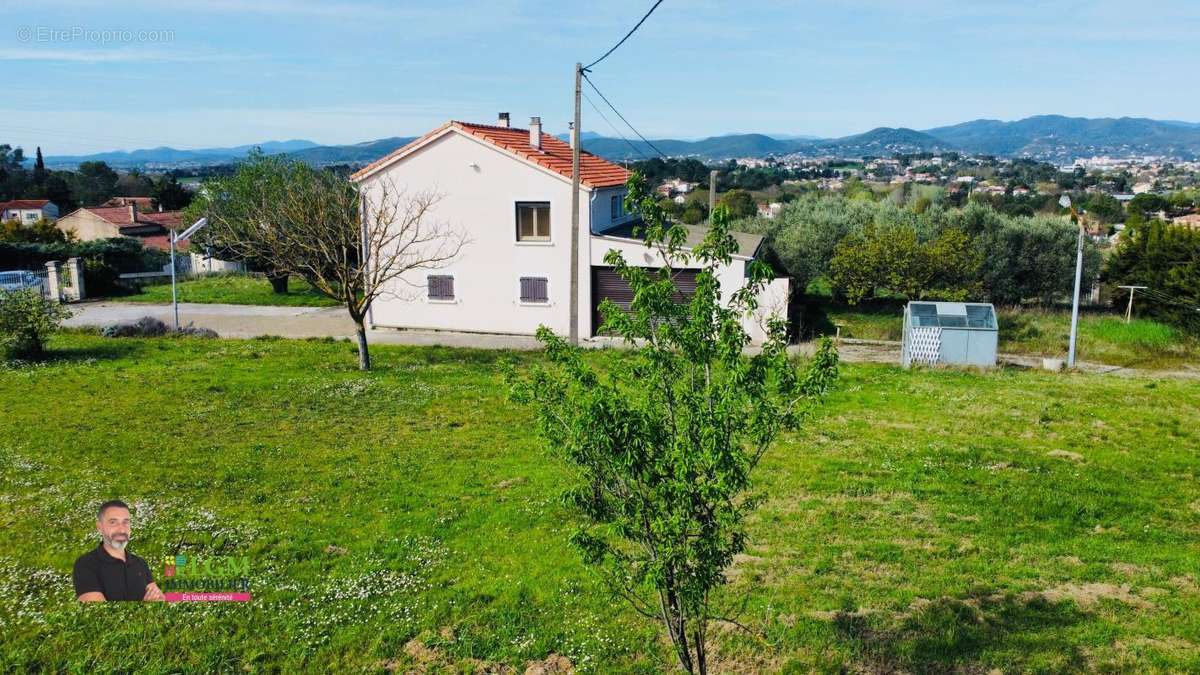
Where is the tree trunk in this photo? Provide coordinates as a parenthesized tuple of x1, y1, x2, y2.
(354, 319, 371, 371)
(267, 272, 289, 294)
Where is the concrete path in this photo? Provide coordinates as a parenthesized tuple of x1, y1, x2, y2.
(66, 301, 357, 339)
(64, 301, 1199, 378)
(65, 301, 548, 348)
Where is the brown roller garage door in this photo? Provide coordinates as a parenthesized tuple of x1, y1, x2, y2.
(591, 266, 700, 335)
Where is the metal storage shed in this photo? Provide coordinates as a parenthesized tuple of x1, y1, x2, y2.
(901, 301, 998, 368)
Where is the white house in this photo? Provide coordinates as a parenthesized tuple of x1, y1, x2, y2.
(350, 114, 787, 343)
(0, 199, 59, 224)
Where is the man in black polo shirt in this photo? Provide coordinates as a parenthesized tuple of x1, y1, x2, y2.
(74, 500, 165, 602)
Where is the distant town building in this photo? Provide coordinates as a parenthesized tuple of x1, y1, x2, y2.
(756, 202, 783, 219)
(102, 196, 158, 212)
(1173, 213, 1200, 230)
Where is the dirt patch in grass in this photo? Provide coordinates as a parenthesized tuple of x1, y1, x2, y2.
(386, 639, 573, 674)
(1026, 582, 1152, 610)
(1109, 562, 1149, 577)
(1047, 449, 1084, 462)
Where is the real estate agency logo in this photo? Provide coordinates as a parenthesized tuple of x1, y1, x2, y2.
(161, 554, 252, 602)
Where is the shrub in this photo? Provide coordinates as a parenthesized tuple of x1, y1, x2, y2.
(0, 289, 72, 359)
(100, 316, 168, 338)
(100, 316, 218, 338)
(175, 324, 218, 338)
(1103, 220, 1200, 333)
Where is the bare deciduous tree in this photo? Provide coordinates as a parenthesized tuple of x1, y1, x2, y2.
(196, 154, 465, 370)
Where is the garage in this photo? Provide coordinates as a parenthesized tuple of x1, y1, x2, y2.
(591, 266, 700, 335)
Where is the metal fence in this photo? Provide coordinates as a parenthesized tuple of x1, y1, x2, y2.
(0, 269, 52, 298)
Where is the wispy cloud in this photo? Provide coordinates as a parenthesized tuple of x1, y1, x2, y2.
(0, 47, 258, 63)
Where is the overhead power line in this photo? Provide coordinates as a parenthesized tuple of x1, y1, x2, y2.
(582, 73, 668, 160)
(583, 0, 665, 71)
(582, 90, 648, 161)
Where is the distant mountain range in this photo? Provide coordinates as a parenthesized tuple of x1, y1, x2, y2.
(39, 115, 1200, 169)
(581, 116, 1200, 162)
(43, 140, 320, 169)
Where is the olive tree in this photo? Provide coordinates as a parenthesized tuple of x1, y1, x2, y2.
(508, 172, 838, 673)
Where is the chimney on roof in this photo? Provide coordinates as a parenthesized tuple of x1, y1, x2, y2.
(128, 204, 137, 223)
(529, 116, 542, 150)
(568, 122, 575, 149)
(497, 112, 510, 128)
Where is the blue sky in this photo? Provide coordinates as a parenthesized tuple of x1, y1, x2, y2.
(2, 0, 1198, 155)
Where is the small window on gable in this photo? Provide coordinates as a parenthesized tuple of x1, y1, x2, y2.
(516, 202, 551, 242)
(519, 276, 549, 303)
(427, 274, 454, 301)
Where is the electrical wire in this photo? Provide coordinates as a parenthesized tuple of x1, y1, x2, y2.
(582, 90, 648, 161)
(583, 0, 666, 72)
(582, 73, 669, 160)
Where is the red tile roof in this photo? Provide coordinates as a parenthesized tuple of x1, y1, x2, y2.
(0, 199, 51, 210)
(79, 206, 183, 228)
(84, 206, 139, 225)
(351, 120, 630, 189)
(138, 211, 184, 228)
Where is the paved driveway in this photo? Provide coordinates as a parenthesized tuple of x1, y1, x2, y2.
(66, 301, 356, 339)
(64, 301, 547, 349)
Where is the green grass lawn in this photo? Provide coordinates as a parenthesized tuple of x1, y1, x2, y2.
(112, 273, 338, 307)
(2, 334, 1199, 672)
(817, 302, 1200, 370)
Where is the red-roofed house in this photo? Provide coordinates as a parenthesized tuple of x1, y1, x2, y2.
(55, 205, 185, 251)
(351, 114, 785, 342)
(56, 204, 243, 275)
(1, 199, 60, 224)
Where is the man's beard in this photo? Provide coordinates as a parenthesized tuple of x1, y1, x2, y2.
(104, 535, 129, 550)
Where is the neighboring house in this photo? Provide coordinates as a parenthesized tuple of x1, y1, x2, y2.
(0, 199, 60, 224)
(350, 114, 787, 343)
(56, 205, 243, 274)
(56, 205, 183, 251)
(102, 196, 157, 212)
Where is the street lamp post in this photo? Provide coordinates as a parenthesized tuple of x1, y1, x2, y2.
(1059, 195, 1085, 368)
(169, 217, 208, 331)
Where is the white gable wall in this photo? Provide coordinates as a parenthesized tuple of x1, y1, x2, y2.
(360, 130, 587, 336)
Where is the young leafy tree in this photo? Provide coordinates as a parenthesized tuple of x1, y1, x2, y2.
(509, 171, 838, 674)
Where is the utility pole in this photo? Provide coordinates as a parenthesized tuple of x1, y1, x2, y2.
(1060, 195, 1085, 369)
(1119, 285, 1147, 323)
(708, 170, 717, 219)
(569, 62, 582, 345)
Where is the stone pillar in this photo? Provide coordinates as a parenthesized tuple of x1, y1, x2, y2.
(44, 261, 61, 302)
(66, 257, 85, 301)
